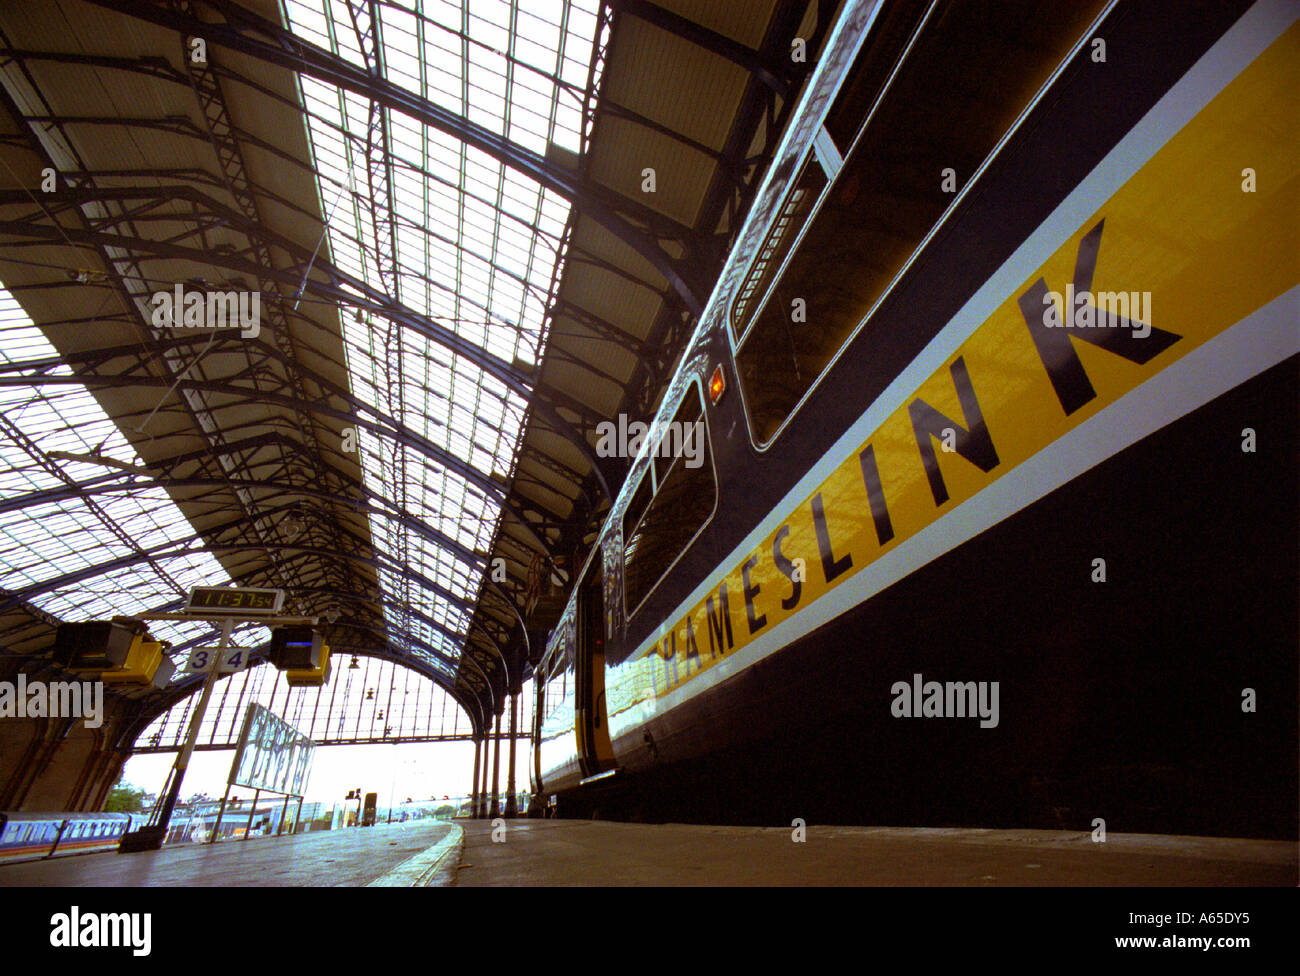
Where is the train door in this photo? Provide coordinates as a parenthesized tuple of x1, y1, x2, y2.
(575, 554, 614, 778)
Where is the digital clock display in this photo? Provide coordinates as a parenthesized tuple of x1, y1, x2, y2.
(185, 587, 284, 614)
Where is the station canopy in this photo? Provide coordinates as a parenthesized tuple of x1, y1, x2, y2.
(0, 0, 835, 741)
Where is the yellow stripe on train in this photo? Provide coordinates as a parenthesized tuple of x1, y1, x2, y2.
(637, 20, 1299, 698)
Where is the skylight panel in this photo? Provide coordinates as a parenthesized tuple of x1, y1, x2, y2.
(0, 289, 238, 663)
(283, 0, 598, 669)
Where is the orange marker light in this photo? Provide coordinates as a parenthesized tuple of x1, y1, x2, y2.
(708, 364, 726, 404)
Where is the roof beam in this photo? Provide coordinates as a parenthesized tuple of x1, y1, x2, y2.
(0, 348, 560, 557)
(0, 476, 487, 571)
(607, 0, 795, 97)
(0, 183, 615, 502)
(0, 521, 479, 621)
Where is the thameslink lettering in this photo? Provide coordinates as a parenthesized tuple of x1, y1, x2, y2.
(1018, 219, 1181, 415)
(644, 217, 1186, 700)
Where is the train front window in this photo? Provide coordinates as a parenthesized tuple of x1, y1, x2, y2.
(733, 0, 1108, 445)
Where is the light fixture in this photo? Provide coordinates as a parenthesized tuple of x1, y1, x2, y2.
(708, 364, 727, 404)
(348, 656, 359, 670)
(281, 512, 306, 542)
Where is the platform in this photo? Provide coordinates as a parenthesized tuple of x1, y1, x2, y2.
(452, 820, 1298, 886)
(0, 820, 459, 887)
(3, 817, 1293, 886)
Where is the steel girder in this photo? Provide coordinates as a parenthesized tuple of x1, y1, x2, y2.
(336, 0, 425, 681)
(0, 476, 487, 570)
(181, 24, 381, 613)
(0, 340, 566, 557)
(0, 183, 617, 503)
(0, 419, 581, 567)
(0, 514, 479, 624)
(118, 646, 489, 752)
(606, 0, 797, 98)
(0, 76, 365, 612)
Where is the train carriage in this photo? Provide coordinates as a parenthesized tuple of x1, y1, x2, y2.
(0, 812, 141, 862)
(534, 0, 1299, 834)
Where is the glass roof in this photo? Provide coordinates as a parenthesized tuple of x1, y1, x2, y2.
(281, 0, 601, 670)
(0, 288, 258, 663)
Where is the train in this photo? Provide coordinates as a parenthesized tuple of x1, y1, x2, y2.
(0, 812, 150, 863)
(532, 0, 1298, 837)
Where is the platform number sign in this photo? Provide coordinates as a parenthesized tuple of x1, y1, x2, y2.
(185, 647, 251, 674)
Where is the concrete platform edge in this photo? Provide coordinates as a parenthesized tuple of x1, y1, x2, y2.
(366, 823, 463, 888)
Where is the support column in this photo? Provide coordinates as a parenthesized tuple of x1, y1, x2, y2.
(9, 719, 69, 810)
(91, 752, 128, 811)
(0, 720, 44, 809)
(66, 730, 107, 811)
(243, 789, 260, 840)
(489, 710, 502, 819)
(504, 691, 518, 818)
(470, 735, 482, 819)
(146, 618, 233, 848)
(78, 749, 115, 811)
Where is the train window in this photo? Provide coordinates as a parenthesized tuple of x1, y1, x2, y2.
(624, 384, 716, 617)
(733, 0, 1108, 445)
(730, 159, 828, 337)
(652, 390, 706, 488)
(622, 467, 653, 550)
(821, 1, 934, 154)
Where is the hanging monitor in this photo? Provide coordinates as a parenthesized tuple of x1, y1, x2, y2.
(52, 621, 139, 673)
(269, 626, 322, 671)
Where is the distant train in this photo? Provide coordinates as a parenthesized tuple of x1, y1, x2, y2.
(0, 812, 149, 863)
(533, 0, 1298, 835)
